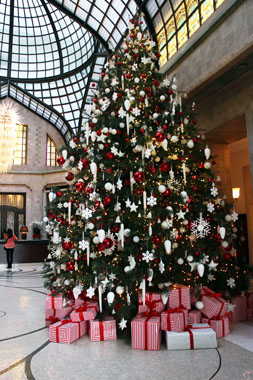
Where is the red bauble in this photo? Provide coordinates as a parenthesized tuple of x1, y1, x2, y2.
(66, 261, 74, 271)
(106, 168, 112, 174)
(142, 74, 147, 78)
(194, 251, 200, 256)
(160, 162, 170, 172)
(62, 241, 72, 251)
(56, 191, 63, 197)
(155, 131, 165, 142)
(162, 125, 167, 131)
(163, 188, 171, 197)
(153, 236, 162, 245)
(97, 243, 105, 251)
(73, 137, 78, 143)
(57, 156, 65, 165)
(224, 252, 232, 261)
(105, 152, 115, 160)
(93, 98, 98, 103)
(168, 89, 173, 94)
(81, 158, 89, 168)
(126, 73, 131, 79)
(86, 187, 93, 194)
(103, 196, 112, 206)
(134, 171, 145, 182)
(95, 201, 100, 207)
(140, 128, 145, 134)
(103, 238, 113, 249)
(48, 210, 55, 219)
(192, 175, 197, 180)
(65, 172, 74, 181)
(101, 73, 105, 78)
(112, 225, 120, 233)
(117, 61, 121, 65)
(199, 163, 204, 169)
(135, 188, 143, 196)
(75, 181, 85, 192)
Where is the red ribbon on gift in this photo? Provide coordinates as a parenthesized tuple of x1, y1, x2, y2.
(139, 293, 161, 312)
(138, 311, 159, 350)
(205, 316, 227, 337)
(185, 325, 208, 349)
(201, 288, 224, 316)
(164, 306, 186, 331)
(46, 316, 60, 325)
(99, 321, 104, 341)
(74, 303, 97, 321)
(55, 320, 69, 342)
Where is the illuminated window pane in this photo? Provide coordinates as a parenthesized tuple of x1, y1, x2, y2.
(215, 0, 225, 7)
(201, 0, 214, 24)
(14, 124, 27, 165)
(46, 135, 58, 167)
(167, 28, 177, 58)
(188, 2, 200, 37)
(175, 3, 187, 49)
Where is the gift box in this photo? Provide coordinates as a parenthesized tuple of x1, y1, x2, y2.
(89, 317, 117, 341)
(228, 296, 247, 322)
(45, 307, 72, 327)
(49, 320, 87, 343)
(247, 308, 253, 322)
(188, 310, 201, 324)
(202, 316, 230, 338)
(161, 307, 188, 332)
(165, 323, 217, 350)
(70, 301, 98, 322)
(46, 293, 66, 309)
(199, 287, 228, 319)
(74, 297, 85, 307)
(138, 293, 165, 314)
(168, 285, 191, 310)
(132, 314, 161, 351)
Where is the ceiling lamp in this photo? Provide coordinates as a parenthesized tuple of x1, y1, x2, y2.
(0, 99, 19, 173)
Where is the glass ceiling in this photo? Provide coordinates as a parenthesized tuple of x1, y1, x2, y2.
(0, 0, 227, 141)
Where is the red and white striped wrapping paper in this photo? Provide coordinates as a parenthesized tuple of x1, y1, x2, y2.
(247, 308, 253, 321)
(74, 297, 85, 307)
(188, 310, 201, 324)
(70, 301, 98, 322)
(227, 296, 247, 322)
(89, 317, 117, 341)
(161, 308, 188, 332)
(165, 323, 217, 350)
(202, 317, 230, 338)
(138, 293, 165, 314)
(49, 320, 87, 343)
(200, 287, 228, 319)
(168, 285, 191, 310)
(46, 293, 66, 309)
(131, 314, 161, 351)
(45, 306, 73, 327)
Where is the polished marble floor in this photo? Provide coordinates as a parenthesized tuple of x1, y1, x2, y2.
(0, 263, 252, 380)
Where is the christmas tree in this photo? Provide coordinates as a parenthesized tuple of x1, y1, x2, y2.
(43, 14, 250, 332)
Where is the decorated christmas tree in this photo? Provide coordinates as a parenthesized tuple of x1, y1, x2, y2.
(43, 14, 250, 332)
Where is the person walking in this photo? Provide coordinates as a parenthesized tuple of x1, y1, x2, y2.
(3, 229, 18, 270)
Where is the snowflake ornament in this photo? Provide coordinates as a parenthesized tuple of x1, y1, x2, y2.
(57, 202, 63, 209)
(147, 195, 157, 207)
(64, 237, 71, 243)
(69, 140, 77, 149)
(159, 259, 165, 274)
(207, 202, 215, 213)
(191, 213, 211, 239)
(116, 178, 123, 190)
(210, 183, 218, 197)
(81, 207, 93, 220)
(118, 318, 127, 330)
(142, 250, 154, 263)
(167, 177, 181, 191)
(208, 273, 215, 281)
(227, 277, 236, 289)
(79, 240, 89, 251)
(109, 272, 116, 281)
(118, 108, 126, 118)
(86, 286, 96, 298)
(231, 210, 238, 222)
(141, 56, 151, 65)
(132, 107, 141, 117)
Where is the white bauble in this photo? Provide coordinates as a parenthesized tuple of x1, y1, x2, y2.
(130, 96, 135, 102)
(93, 236, 100, 244)
(111, 129, 117, 135)
(180, 191, 187, 198)
(219, 226, 226, 240)
(183, 219, 188, 225)
(171, 135, 178, 143)
(119, 122, 125, 128)
(225, 215, 232, 222)
(97, 229, 105, 242)
(187, 255, 193, 262)
(134, 77, 140, 84)
(107, 291, 115, 305)
(187, 139, 194, 149)
(133, 236, 140, 243)
(197, 263, 205, 277)
(92, 117, 98, 124)
(135, 145, 142, 152)
(104, 182, 113, 191)
(161, 221, 169, 229)
(124, 229, 131, 237)
(87, 223, 94, 230)
(166, 206, 173, 213)
(184, 118, 189, 125)
(103, 127, 109, 133)
(139, 91, 145, 97)
(105, 88, 110, 93)
(43, 216, 49, 222)
(98, 144, 104, 150)
(232, 227, 238, 233)
(153, 113, 159, 119)
(221, 241, 229, 248)
(177, 258, 184, 265)
(204, 162, 211, 169)
(124, 266, 130, 273)
(204, 146, 211, 160)
(171, 84, 177, 90)
(116, 286, 124, 295)
(158, 185, 166, 193)
(111, 112, 115, 117)
(164, 240, 171, 254)
(64, 279, 70, 285)
(71, 220, 76, 226)
(160, 95, 165, 101)
(196, 301, 204, 310)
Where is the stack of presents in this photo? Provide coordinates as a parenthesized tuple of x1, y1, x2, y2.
(45, 285, 253, 350)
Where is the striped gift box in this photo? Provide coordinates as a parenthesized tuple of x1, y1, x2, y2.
(138, 293, 165, 314)
(131, 314, 161, 351)
(89, 317, 117, 341)
(228, 296, 247, 322)
(49, 320, 87, 343)
(168, 285, 191, 310)
(45, 306, 72, 327)
(200, 287, 228, 319)
(46, 293, 65, 309)
(188, 310, 201, 324)
(161, 308, 188, 331)
(202, 317, 230, 338)
(70, 301, 98, 322)
(165, 323, 217, 350)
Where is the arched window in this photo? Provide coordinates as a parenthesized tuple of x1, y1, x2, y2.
(167, 27, 177, 58)
(188, 1, 200, 37)
(177, 16, 187, 48)
(14, 124, 27, 165)
(201, 0, 214, 24)
(46, 135, 58, 167)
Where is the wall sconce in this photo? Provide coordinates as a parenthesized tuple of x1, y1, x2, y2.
(232, 187, 240, 200)
(20, 225, 28, 240)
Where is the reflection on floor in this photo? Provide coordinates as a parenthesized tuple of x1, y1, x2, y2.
(0, 263, 252, 380)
